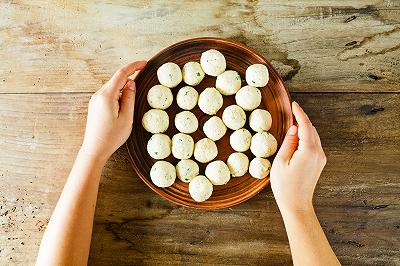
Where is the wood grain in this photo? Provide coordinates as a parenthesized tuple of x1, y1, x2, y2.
(0, 1, 399, 94)
(0, 93, 398, 265)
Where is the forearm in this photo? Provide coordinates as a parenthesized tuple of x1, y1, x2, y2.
(280, 206, 340, 266)
(36, 149, 106, 266)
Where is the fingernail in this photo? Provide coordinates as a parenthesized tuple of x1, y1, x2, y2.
(287, 125, 297, 136)
(292, 101, 298, 106)
(128, 81, 135, 91)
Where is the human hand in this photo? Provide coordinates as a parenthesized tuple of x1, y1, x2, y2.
(81, 61, 147, 163)
(270, 101, 327, 214)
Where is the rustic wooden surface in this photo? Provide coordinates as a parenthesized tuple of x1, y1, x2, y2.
(0, 1, 399, 265)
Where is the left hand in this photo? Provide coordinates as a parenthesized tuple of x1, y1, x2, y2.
(81, 61, 147, 163)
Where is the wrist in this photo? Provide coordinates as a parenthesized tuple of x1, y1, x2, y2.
(78, 146, 109, 168)
(278, 202, 315, 219)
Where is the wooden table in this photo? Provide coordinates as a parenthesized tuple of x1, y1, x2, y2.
(1, 1, 399, 265)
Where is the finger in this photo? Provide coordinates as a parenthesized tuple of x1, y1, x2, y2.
(312, 126, 322, 148)
(119, 80, 136, 122)
(292, 101, 316, 149)
(105, 60, 147, 94)
(275, 125, 299, 163)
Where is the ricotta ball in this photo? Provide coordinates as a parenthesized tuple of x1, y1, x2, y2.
(215, 70, 241, 95)
(198, 87, 223, 115)
(147, 85, 173, 110)
(194, 138, 218, 163)
(189, 175, 213, 202)
(176, 159, 199, 183)
(230, 128, 252, 152)
(176, 86, 199, 110)
(142, 109, 169, 133)
(227, 152, 249, 177)
(175, 111, 198, 134)
(249, 109, 272, 132)
(246, 64, 269, 87)
(172, 133, 194, 160)
(147, 134, 171, 160)
(249, 157, 271, 179)
(203, 116, 227, 141)
(235, 85, 261, 111)
(222, 105, 246, 130)
(157, 62, 182, 88)
(182, 62, 205, 86)
(205, 160, 231, 185)
(200, 49, 226, 76)
(150, 161, 176, 187)
(250, 132, 278, 158)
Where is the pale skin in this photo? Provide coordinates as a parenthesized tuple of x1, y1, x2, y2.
(36, 62, 340, 266)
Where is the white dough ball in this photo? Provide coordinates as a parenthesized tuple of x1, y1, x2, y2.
(198, 87, 223, 115)
(205, 160, 231, 185)
(203, 116, 227, 141)
(175, 111, 198, 134)
(249, 109, 272, 132)
(230, 128, 252, 152)
(249, 157, 271, 179)
(235, 85, 261, 111)
(200, 49, 226, 76)
(227, 152, 249, 177)
(157, 62, 182, 88)
(246, 64, 269, 87)
(182, 62, 205, 86)
(176, 86, 199, 110)
(189, 175, 213, 202)
(147, 134, 171, 160)
(194, 138, 218, 163)
(142, 109, 169, 133)
(222, 105, 246, 130)
(216, 70, 241, 95)
(250, 132, 278, 158)
(147, 85, 173, 110)
(150, 161, 176, 187)
(172, 133, 194, 160)
(176, 159, 199, 183)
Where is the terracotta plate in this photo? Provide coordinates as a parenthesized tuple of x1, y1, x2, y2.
(126, 37, 292, 209)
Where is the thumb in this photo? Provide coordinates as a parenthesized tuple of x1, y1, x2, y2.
(275, 125, 299, 163)
(119, 80, 136, 122)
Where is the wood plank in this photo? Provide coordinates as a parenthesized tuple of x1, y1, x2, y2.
(1, 1, 399, 94)
(0, 93, 398, 265)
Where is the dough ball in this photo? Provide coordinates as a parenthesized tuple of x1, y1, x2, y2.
(172, 133, 194, 160)
(176, 159, 199, 183)
(249, 109, 272, 132)
(142, 109, 169, 133)
(222, 105, 246, 130)
(147, 134, 171, 160)
(230, 128, 252, 152)
(194, 138, 218, 163)
(216, 70, 241, 95)
(205, 160, 231, 185)
(250, 132, 278, 158)
(176, 86, 199, 110)
(150, 161, 176, 187)
(189, 175, 213, 202)
(198, 87, 223, 115)
(175, 111, 198, 134)
(203, 116, 227, 141)
(147, 85, 173, 110)
(235, 85, 261, 111)
(157, 62, 182, 88)
(227, 152, 249, 177)
(246, 64, 269, 87)
(249, 157, 271, 179)
(200, 49, 226, 76)
(182, 62, 205, 86)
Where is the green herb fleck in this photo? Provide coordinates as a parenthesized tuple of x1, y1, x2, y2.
(185, 178, 189, 181)
(236, 76, 240, 80)
(196, 72, 201, 77)
(155, 151, 158, 155)
(252, 80, 255, 84)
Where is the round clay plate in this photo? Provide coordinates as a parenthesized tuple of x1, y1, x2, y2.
(126, 37, 292, 209)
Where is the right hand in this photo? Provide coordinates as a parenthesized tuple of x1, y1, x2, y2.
(270, 101, 327, 214)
